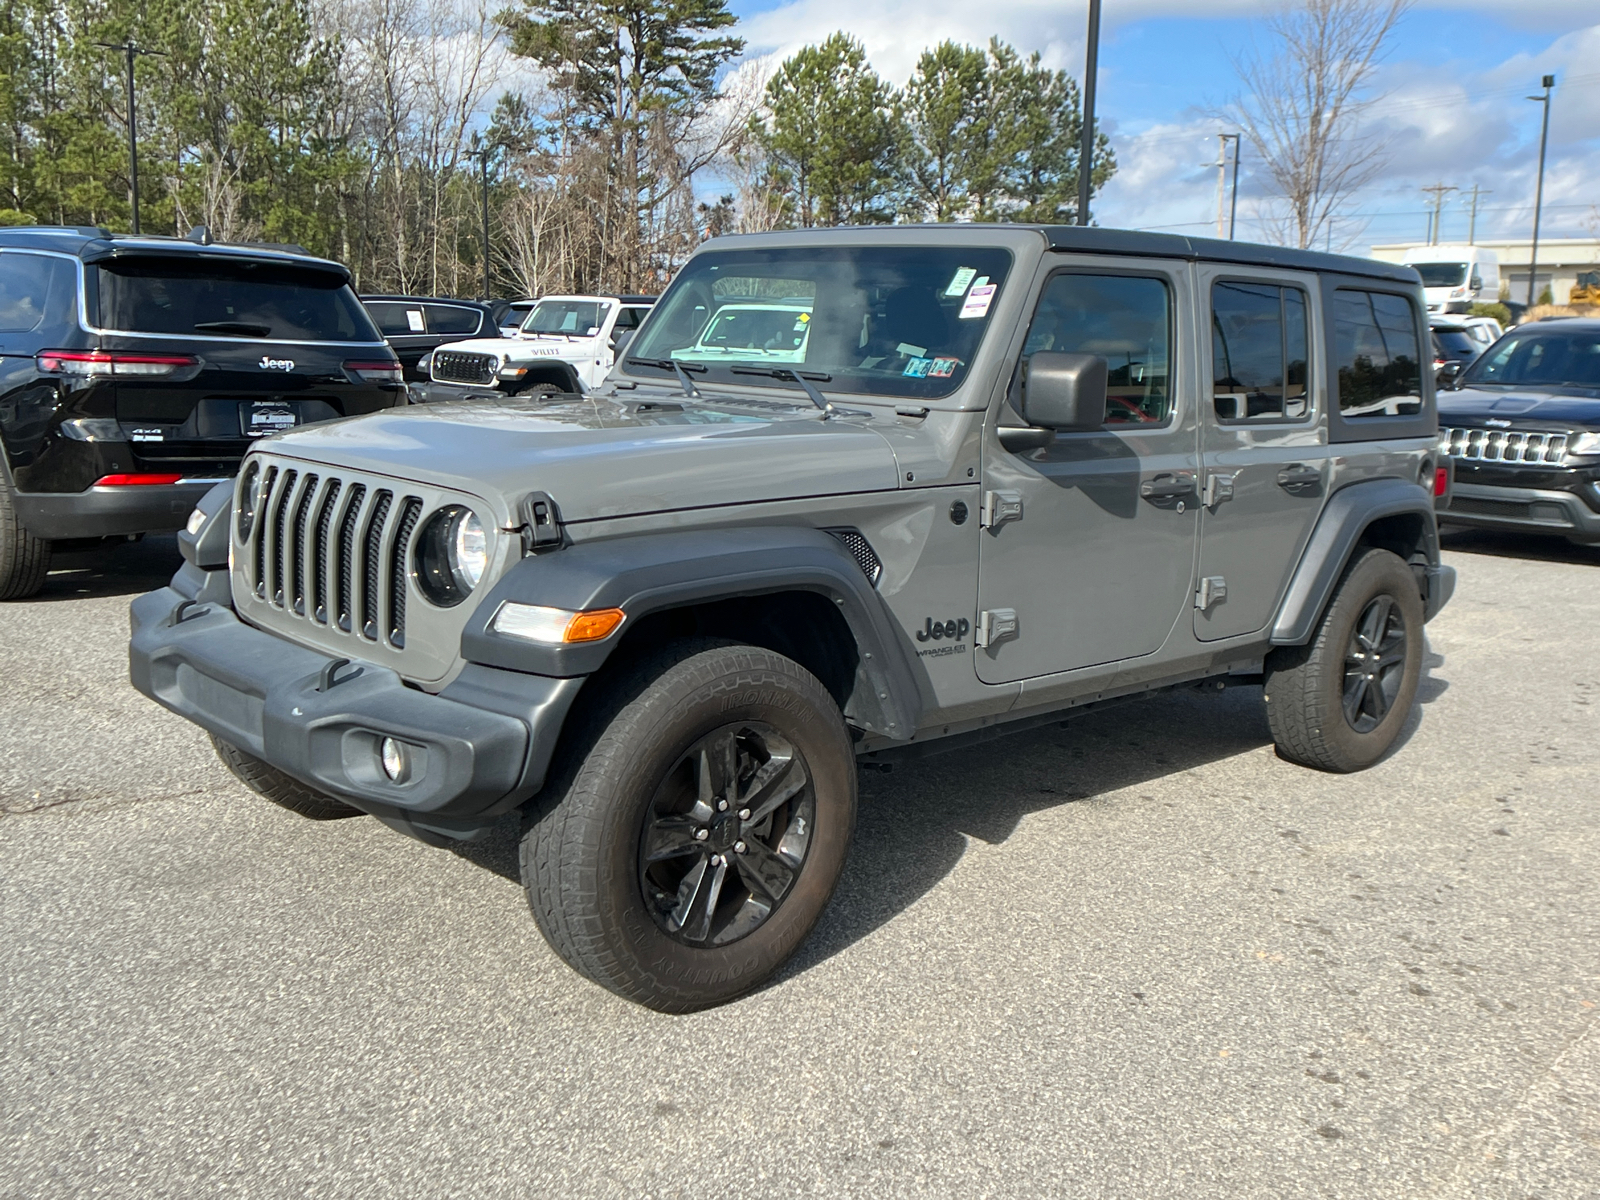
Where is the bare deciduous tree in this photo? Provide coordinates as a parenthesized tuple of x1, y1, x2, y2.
(1221, 0, 1410, 249)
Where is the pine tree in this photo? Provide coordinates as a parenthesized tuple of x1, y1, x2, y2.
(753, 32, 903, 228)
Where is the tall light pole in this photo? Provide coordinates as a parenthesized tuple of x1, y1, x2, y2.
(96, 42, 163, 234)
(1076, 0, 1101, 226)
(1525, 74, 1555, 308)
(466, 138, 501, 301)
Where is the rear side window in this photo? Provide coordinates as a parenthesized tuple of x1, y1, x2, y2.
(94, 258, 380, 342)
(1333, 290, 1422, 417)
(0, 253, 71, 333)
(366, 301, 425, 335)
(613, 306, 647, 330)
(1210, 281, 1310, 421)
(1024, 274, 1172, 426)
(425, 304, 481, 334)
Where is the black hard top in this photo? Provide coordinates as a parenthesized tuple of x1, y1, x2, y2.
(0, 225, 350, 280)
(1037, 225, 1417, 284)
(711, 223, 1419, 286)
(360, 293, 493, 308)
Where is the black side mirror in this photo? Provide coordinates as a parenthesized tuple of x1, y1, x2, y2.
(610, 327, 636, 354)
(1435, 359, 1464, 389)
(1021, 352, 1109, 431)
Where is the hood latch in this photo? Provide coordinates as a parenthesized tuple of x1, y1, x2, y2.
(517, 491, 563, 554)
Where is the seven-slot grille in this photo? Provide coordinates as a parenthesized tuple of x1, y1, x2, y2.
(1441, 427, 1569, 466)
(244, 466, 425, 650)
(431, 349, 497, 386)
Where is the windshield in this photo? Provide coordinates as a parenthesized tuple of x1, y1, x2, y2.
(624, 246, 1014, 399)
(1463, 329, 1600, 389)
(524, 300, 604, 336)
(1413, 262, 1468, 288)
(94, 259, 379, 341)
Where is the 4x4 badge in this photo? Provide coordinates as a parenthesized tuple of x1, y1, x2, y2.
(258, 356, 295, 371)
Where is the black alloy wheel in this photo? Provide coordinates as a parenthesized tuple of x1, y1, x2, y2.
(1342, 595, 1408, 733)
(639, 721, 814, 947)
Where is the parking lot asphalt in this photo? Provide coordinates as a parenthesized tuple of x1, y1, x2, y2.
(1, 530, 1597, 1200)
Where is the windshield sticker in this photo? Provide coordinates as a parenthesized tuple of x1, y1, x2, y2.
(903, 357, 932, 377)
(406, 309, 425, 331)
(896, 341, 927, 357)
(929, 357, 959, 378)
(960, 284, 997, 320)
(944, 266, 978, 296)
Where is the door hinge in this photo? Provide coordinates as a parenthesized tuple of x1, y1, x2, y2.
(1196, 575, 1227, 611)
(981, 490, 1023, 530)
(975, 608, 1019, 648)
(1202, 472, 1236, 508)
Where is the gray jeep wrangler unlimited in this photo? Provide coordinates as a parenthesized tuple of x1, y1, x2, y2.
(130, 226, 1454, 1011)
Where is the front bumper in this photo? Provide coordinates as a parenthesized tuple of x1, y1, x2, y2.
(407, 380, 505, 405)
(129, 587, 583, 840)
(16, 479, 226, 540)
(1444, 482, 1600, 544)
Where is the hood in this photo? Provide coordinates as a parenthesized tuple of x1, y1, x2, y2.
(259, 392, 903, 524)
(1439, 386, 1600, 430)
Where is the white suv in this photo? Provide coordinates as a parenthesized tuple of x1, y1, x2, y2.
(419, 294, 654, 397)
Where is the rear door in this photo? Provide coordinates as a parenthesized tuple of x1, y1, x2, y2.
(91, 254, 400, 473)
(1193, 266, 1329, 641)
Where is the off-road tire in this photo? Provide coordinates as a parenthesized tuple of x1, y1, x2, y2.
(210, 734, 365, 820)
(521, 639, 857, 1012)
(1264, 547, 1424, 773)
(0, 469, 50, 600)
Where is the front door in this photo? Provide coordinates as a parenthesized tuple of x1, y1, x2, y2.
(976, 262, 1201, 685)
(1193, 267, 1330, 641)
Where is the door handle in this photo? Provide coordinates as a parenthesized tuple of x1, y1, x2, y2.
(1276, 464, 1321, 491)
(1140, 472, 1195, 500)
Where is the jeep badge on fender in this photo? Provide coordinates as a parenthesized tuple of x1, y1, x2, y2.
(129, 223, 1454, 1014)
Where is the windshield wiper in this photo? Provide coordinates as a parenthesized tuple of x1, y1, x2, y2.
(194, 320, 272, 337)
(626, 356, 706, 398)
(730, 366, 834, 416)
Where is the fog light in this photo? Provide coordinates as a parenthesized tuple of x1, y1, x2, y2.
(380, 737, 411, 783)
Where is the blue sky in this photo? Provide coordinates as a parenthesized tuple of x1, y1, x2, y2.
(719, 0, 1600, 251)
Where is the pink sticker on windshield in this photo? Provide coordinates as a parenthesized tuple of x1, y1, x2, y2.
(929, 357, 958, 377)
(960, 284, 996, 319)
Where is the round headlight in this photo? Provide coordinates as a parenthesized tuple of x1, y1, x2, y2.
(236, 462, 261, 541)
(415, 505, 486, 607)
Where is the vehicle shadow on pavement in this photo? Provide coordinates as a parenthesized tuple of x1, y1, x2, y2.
(783, 686, 1281, 980)
(1440, 526, 1600, 567)
(33, 534, 183, 602)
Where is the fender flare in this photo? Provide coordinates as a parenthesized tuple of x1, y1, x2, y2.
(459, 526, 922, 739)
(1270, 477, 1440, 646)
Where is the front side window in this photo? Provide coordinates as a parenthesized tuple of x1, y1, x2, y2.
(1023, 273, 1172, 425)
(1463, 330, 1600, 391)
(524, 300, 604, 336)
(1210, 281, 1310, 421)
(624, 246, 1013, 399)
(1333, 290, 1423, 417)
(95, 258, 378, 342)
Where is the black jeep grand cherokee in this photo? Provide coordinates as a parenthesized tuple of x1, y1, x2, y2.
(0, 227, 402, 598)
(1438, 318, 1600, 546)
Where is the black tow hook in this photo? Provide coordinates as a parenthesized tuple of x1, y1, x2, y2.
(169, 599, 209, 627)
(317, 657, 359, 692)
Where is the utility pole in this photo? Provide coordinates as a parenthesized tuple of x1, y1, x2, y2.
(466, 138, 500, 301)
(1226, 134, 1240, 240)
(1526, 74, 1555, 307)
(1076, 0, 1101, 226)
(1421, 182, 1457, 245)
(1208, 134, 1241, 240)
(96, 41, 164, 234)
(1466, 184, 1489, 245)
